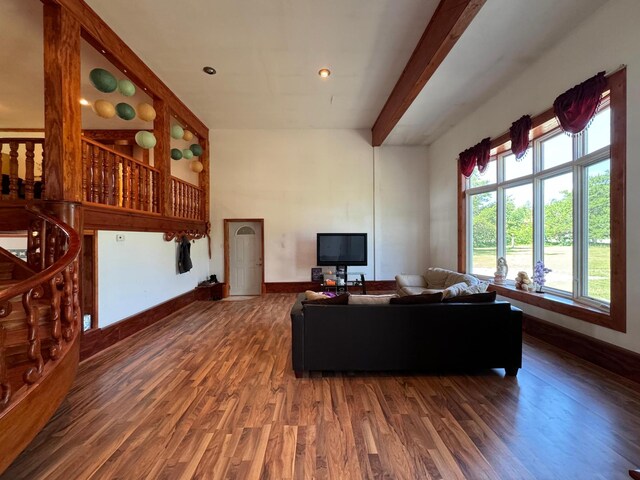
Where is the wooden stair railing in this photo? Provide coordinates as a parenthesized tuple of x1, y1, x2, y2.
(0, 204, 81, 474)
(171, 176, 204, 220)
(630, 469, 640, 479)
(0, 138, 45, 201)
(82, 138, 160, 213)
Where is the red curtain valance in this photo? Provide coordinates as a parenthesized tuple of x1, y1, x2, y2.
(553, 71, 607, 135)
(509, 115, 532, 160)
(459, 137, 491, 177)
(475, 138, 491, 173)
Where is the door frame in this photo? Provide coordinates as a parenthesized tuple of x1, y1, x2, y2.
(224, 218, 266, 296)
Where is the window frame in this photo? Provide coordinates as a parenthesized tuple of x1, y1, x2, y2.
(457, 69, 626, 332)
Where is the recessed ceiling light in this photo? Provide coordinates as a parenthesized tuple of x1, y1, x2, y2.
(318, 68, 331, 78)
(203, 66, 217, 75)
(79, 98, 90, 106)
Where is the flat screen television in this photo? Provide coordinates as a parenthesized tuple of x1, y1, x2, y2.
(316, 233, 367, 266)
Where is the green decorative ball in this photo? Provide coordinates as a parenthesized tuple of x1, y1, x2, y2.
(190, 144, 203, 156)
(116, 103, 136, 121)
(135, 131, 157, 149)
(89, 68, 117, 93)
(171, 148, 183, 160)
(118, 79, 136, 97)
(182, 149, 194, 160)
(170, 125, 184, 139)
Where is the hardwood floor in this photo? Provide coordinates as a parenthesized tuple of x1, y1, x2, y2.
(2, 293, 639, 479)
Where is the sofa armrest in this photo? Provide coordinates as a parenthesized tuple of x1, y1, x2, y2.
(290, 294, 305, 373)
(395, 274, 427, 288)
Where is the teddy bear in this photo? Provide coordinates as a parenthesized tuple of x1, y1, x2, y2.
(515, 271, 535, 292)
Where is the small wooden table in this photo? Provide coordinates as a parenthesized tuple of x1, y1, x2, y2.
(196, 282, 226, 300)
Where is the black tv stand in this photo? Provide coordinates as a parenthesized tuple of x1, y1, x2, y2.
(323, 265, 366, 294)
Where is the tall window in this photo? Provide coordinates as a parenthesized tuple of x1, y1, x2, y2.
(467, 100, 612, 308)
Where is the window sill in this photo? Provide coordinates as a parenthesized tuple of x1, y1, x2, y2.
(488, 283, 621, 332)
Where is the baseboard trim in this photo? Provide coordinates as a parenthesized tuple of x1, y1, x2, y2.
(80, 287, 209, 361)
(523, 314, 640, 385)
(264, 280, 396, 294)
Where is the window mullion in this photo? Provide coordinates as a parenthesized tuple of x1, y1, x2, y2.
(533, 140, 543, 267)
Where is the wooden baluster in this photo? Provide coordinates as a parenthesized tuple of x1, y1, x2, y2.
(40, 143, 46, 198)
(116, 156, 123, 207)
(109, 153, 116, 206)
(185, 184, 189, 218)
(196, 189, 201, 220)
(46, 223, 57, 268)
(190, 186, 194, 218)
(23, 287, 44, 384)
(102, 150, 109, 204)
(92, 144, 101, 202)
(96, 147, 105, 204)
(179, 182, 184, 217)
(49, 273, 63, 360)
(27, 219, 41, 270)
(82, 141, 89, 201)
(191, 187, 196, 219)
(152, 172, 159, 213)
(92, 145, 100, 202)
(129, 161, 134, 209)
(144, 167, 150, 211)
(0, 324, 10, 410)
(61, 266, 74, 341)
(183, 184, 187, 218)
(105, 152, 112, 205)
(122, 160, 130, 209)
(72, 259, 81, 331)
(171, 179, 176, 216)
(8, 141, 19, 200)
(184, 184, 188, 218)
(23, 141, 35, 200)
(133, 163, 140, 210)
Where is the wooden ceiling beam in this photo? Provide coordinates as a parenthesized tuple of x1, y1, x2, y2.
(46, 0, 209, 140)
(371, 0, 485, 146)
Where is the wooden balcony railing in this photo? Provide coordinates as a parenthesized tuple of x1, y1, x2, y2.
(171, 176, 204, 220)
(0, 138, 45, 201)
(82, 138, 160, 213)
(0, 204, 81, 472)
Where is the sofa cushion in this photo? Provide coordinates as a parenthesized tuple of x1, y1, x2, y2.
(462, 281, 489, 295)
(443, 291, 497, 303)
(442, 282, 470, 299)
(423, 268, 451, 288)
(395, 274, 427, 288)
(303, 293, 350, 305)
(397, 286, 438, 297)
(445, 271, 479, 287)
(304, 290, 330, 301)
(390, 292, 443, 304)
(349, 294, 397, 305)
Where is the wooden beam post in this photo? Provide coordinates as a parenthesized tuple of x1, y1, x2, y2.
(43, 2, 83, 202)
(371, 0, 486, 146)
(153, 99, 172, 217)
(199, 136, 210, 223)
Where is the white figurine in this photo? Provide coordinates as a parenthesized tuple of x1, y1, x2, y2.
(494, 257, 508, 285)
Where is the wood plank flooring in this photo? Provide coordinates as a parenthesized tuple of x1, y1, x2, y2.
(2, 293, 639, 479)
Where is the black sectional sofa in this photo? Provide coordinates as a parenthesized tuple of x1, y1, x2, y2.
(290, 293, 522, 377)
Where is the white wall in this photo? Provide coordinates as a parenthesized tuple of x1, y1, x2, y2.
(428, 0, 640, 353)
(374, 146, 430, 279)
(210, 129, 429, 283)
(97, 231, 209, 327)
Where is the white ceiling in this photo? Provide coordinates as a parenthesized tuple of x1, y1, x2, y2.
(3, 0, 610, 145)
(385, 0, 609, 145)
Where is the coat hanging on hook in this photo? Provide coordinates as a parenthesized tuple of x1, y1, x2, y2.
(178, 236, 193, 274)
